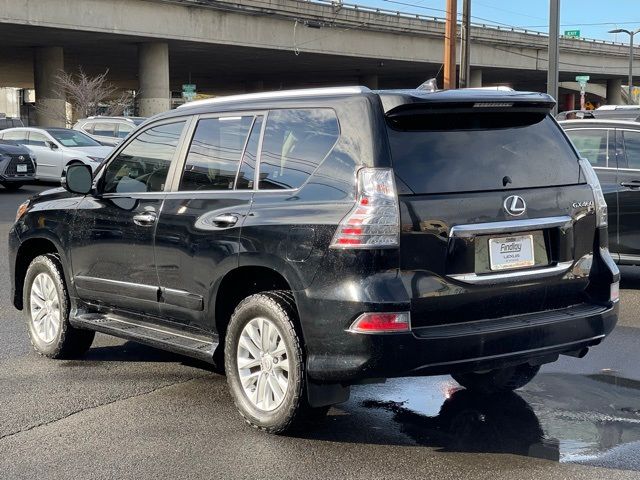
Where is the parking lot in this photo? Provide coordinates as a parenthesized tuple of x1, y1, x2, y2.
(2, 184, 640, 479)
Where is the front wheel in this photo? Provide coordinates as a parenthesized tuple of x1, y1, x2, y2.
(24, 254, 95, 358)
(224, 291, 326, 433)
(451, 363, 541, 395)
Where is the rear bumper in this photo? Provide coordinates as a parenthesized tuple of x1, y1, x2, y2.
(304, 301, 618, 383)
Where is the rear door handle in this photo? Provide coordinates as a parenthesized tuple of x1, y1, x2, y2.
(621, 181, 640, 189)
(212, 214, 238, 227)
(133, 212, 157, 226)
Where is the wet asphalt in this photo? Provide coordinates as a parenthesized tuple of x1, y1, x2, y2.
(2, 184, 640, 479)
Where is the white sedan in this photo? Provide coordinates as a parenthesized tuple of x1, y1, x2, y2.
(0, 127, 113, 181)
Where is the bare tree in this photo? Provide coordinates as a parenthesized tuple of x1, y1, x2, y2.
(36, 68, 134, 125)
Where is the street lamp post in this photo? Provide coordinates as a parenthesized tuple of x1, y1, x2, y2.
(609, 28, 640, 104)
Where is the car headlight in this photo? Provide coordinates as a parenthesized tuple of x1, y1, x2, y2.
(16, 200, 30, 222)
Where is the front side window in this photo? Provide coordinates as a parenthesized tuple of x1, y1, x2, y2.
(27, 132, 49, 147)
(258, 109, 340, 190)
(102, 121, 186, 194)
(622, 130, 640, 169)
(179, 116, 253, 191)
(565, 129, 609, 167)
(117, 123, 135, 138)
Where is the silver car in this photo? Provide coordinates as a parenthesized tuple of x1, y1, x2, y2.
(73, 116, 146, 146)
(0, 127, 112, 181)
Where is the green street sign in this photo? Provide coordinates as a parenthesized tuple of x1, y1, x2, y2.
(182, 84, 196, 93)
(565, 30, 580, 38)
(575, 75, 590, 84)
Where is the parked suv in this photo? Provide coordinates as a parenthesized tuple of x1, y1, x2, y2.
(73, 116, 146, 146)
(9, 87, 619, 433)
(561, 119, 640, 265)
(0, 142, 36, 190)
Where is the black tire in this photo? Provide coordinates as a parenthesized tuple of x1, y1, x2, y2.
(23, 254, 95, 359)
(2, 183, 24, 191)
(451, 363, 541, 395)
(224, 290, 327, 433)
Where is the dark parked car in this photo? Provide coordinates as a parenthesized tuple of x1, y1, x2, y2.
(561, 119, 640, 265)
(9, 87, 619, 433)
(0, 141, 36, 190)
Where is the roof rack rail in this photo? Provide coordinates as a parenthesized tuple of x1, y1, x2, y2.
(178, 86, 371, 109)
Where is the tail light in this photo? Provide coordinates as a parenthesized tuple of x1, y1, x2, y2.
(349, 312, 411, 333)
(330, 168, 400, 248)
(579, 158, 607, 227)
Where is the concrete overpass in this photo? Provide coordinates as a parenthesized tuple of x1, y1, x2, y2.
(0, 0, 637, 125)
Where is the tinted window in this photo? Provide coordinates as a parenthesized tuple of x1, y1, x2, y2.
(93, 123, 116, 137)
(387, 113, 580, 194)
(102, 121, 185, 194)
(47, 129, 101, 147)
(81, 123, 94, 134)
(236, 116, 263, 190)
(622, 130, 640, 169)
(259, 109, 339, 190)
(2, 130, 27, 145)
(179, 116, 253, 191)
(117, 123, 135, 138)
(565, 129, 609, 167)
(27, 132, 49, 147)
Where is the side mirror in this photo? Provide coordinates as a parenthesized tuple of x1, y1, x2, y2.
(62, 164, 93, 195)
(45, 141, 58, 150)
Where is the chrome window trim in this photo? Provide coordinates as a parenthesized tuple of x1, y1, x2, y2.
(449, 261, 574, 285)
(449, 215, 573, 238)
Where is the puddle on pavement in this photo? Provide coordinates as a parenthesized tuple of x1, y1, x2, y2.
(356, 371, 640, 468)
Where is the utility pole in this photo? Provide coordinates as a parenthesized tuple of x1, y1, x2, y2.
(547, 0, 560, 114)
(608, 28, 640, 104)
(443, 0, 457, 89)
(459, 0, 471, 88)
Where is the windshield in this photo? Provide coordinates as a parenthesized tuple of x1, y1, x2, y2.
(47, 129, 101, 147)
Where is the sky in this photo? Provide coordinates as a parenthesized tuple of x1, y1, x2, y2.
(358, 0, 640, 43)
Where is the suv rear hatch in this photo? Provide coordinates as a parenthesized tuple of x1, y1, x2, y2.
(384, 93, 597, 328)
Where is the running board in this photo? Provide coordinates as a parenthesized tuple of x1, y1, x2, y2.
(71, 312, 217, 363)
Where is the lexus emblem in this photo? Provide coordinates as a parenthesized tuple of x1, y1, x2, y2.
(18, 155, 24, 160)
(504, 195, 526, 216)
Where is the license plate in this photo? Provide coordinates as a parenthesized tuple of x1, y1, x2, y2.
(489, 235, 535, 271)
(16, 164, 27, 172)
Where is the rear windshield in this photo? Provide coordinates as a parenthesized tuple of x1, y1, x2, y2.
(387, 112, 580, 194)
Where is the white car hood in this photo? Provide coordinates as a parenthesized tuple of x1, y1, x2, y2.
(72, 146, 114, 159)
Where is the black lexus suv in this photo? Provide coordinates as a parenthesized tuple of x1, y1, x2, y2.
(9, 87, 619, 433)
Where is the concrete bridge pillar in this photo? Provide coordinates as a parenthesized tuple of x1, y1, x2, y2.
(607, 79, 623, 105)
(34, 47, 66, 127)
(359, 74, 379, 90)
(469, 69, 482, 88)
(138, 43, 170, 116)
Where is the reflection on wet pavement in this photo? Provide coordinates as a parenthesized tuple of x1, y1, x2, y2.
(355, 370, 640, 471)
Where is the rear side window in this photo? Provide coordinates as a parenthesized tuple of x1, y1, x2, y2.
(387, 113, 580, 194)
(2, 130, 27, 145)
(258, 109, 339, 190)
(180, 116, 253, 191)
(565, 129, 610, 167)
(622, 130, 640, 169)
(118, 123, 135, 138)
(93, 123, 116, 137)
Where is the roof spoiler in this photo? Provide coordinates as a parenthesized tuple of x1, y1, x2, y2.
(386, 100, 556, 118)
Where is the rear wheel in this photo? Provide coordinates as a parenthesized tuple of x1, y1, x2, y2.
(24, 254, 95, 358)
(2, 183, 24, 191)
(224, 291, 327, 433)
(451, 364, 540, 395)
